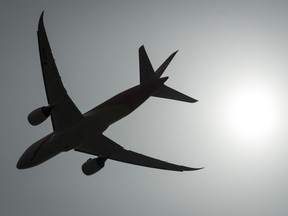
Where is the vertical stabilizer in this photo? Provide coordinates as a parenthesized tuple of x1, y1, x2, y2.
(139, 46, 157, 84)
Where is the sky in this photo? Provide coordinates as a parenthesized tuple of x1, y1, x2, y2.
(1, 0, 288, 215)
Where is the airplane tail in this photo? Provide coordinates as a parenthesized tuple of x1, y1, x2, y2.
(139, 46, 197, 103)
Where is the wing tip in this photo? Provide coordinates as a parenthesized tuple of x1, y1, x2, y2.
(139, 45, 145, 51)
(189, 98, 198, 103)
(38, 11, 45, 30)
(182, 166, 204, 171)
(172, 50, 178, 57)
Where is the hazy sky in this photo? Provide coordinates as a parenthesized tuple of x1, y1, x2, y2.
(1, 1, 288, 215)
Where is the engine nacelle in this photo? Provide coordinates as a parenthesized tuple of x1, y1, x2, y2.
(28, 106, 52, 126)
(82, 157, 106, 176)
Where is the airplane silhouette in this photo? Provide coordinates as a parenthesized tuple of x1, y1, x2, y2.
(17, 12, 202, 175)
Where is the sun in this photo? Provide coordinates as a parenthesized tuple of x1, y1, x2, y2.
(225, 82, 280, 142)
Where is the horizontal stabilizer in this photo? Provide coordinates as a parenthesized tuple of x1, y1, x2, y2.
(155, 50, 178, 78)
(152, 85, 198, 103)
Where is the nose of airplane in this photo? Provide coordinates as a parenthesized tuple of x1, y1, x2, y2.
(16, 134, 50, 169)
(16, 133, 56, 169)
(16, 146, 36, 169)
(16, 154, 30, 169)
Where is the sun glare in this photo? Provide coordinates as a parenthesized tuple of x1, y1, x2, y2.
(226, 82, 280, 142)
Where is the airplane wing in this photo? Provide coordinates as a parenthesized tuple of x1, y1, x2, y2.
(75, 134, 201, 172)
(109, 149, 200, 171)
(37, 12, 83, 131)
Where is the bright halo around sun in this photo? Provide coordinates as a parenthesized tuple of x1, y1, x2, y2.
(225, 81, 281, 142)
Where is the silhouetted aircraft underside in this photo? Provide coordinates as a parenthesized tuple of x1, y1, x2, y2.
(17, 12, 202, 175)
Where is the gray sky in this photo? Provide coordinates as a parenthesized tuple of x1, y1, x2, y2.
(1, 0, 288, 215)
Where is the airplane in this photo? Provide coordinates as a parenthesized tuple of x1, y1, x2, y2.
(17, 12, 202, 175)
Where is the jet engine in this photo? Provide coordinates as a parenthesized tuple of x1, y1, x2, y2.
(28, 106, 52, 126)
(82, 157, 107, 176)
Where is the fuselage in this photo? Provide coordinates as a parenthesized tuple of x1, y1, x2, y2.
(17, 77, 168, 169)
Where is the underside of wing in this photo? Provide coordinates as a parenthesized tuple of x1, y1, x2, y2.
(75, 134, 202, 172)
(75, 134, 123, 156)
(37, 12, 83, 131)
(109, 149, 201, 171)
